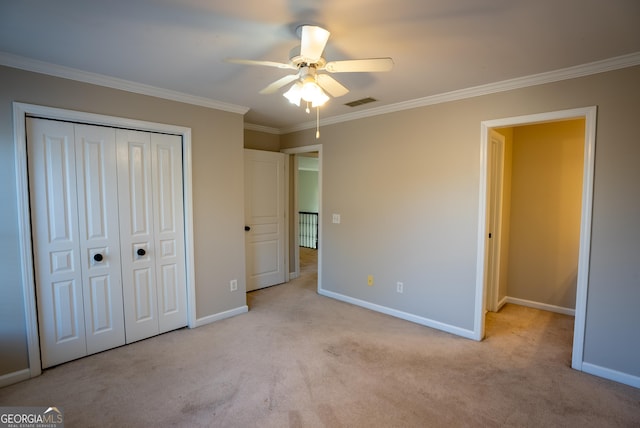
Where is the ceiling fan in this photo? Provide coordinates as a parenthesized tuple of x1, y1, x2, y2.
(227, 25, 394, 109)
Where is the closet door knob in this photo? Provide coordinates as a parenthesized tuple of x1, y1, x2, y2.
(93, 253, 104, 262)
(137, 248, 146, 256)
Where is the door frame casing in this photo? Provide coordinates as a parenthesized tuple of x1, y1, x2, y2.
(474, 106, 597, 372)
(13, 102, 196, 379)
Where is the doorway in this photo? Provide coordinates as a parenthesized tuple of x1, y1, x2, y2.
(282, 145, 323, 291)
(297, 152, 320, 285)
(474, 107, 597, 372)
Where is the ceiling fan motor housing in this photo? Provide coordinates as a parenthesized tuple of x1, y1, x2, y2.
(299, 66, 317, 79)
(289, 45, 326, 69)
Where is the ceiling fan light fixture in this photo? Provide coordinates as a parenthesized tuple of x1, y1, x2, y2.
(283, 77, 329, 108)
(300, 78, 325, 103)
(283, 82, 303, 106)
(311, 90, 329, 107)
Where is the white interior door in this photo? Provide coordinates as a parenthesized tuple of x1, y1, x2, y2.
(244, 149, 287, 291)
(486, 129, 505, 312)
(74, 124, 126, 355)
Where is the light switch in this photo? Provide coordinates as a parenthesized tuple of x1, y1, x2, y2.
(332, 213, 341, 224)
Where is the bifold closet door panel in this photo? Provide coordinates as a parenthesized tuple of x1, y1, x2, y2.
(73, 124, 126, 355)
(27, 118, 87, 368)
(151, 133, 187, 334)
(117, 130, 188, 342)
(117, 129, 159, 343)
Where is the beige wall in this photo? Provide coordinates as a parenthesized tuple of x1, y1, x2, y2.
(505, 120, 584, 309)
(287, 102, 486, 329)
(244, 128, 280, 151)
(282, 65, 640, 378)
(0, 65, 247, 376)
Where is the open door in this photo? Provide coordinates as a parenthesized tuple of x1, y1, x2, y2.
(485, 129, 505, 312)
(244, 149, 288, 291)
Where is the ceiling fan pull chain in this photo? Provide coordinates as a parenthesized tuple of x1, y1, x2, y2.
(316, 107, 320, 139)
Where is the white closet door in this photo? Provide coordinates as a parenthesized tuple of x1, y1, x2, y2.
(117, 129, 159, 343)
(74, 124, 125, 354)
(151, 133, 187, 333)
(29, 119, 188, 366)
(27, 118, 87, 367)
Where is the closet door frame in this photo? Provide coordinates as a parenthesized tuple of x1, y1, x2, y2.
(13, 102, 196, 378)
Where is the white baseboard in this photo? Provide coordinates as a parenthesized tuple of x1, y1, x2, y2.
(289, 271, 299, 280)
(497, 296, 508, 311)
(192, 305, 248, 328)
(318, 287, 477, 340)
(581, 362, 640, 389)
(0, 368, 30, 388)
(505, 296, 575, 316)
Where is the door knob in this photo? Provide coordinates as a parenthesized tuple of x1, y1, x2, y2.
(93, 253, 103, 262)
(137, 248, 146, 256)
(244, 226, 251, 231)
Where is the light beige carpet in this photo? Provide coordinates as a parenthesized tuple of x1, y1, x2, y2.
(1, 248, 639, 427)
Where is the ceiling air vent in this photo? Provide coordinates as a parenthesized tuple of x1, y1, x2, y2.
(344, 97, 377, 107)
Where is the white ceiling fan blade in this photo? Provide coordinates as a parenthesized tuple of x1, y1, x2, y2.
(259, 74, 299, 94)
(317, 74, 349, 97)
(300, 25, 330, 63)
(324, 58, 394, 73)
(226, 58, 295, 69)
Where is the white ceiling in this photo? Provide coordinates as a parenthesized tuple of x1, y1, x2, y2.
(1, 0, 639, 131)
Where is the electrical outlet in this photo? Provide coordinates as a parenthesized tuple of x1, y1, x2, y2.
(367, 275, 374, 286)
(397, 282, 404, 293)
(332, 213, 341, 224)
(230, 279, 238, 291)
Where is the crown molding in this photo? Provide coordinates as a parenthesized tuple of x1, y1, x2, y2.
(280, 51, 640, 134)
(244, 123, 281, 134)
(0, 51, 250, 115)
(3, 50, 638, 132)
